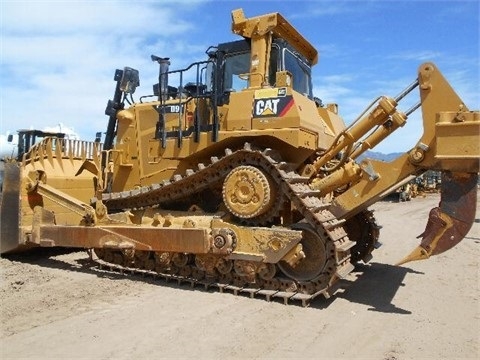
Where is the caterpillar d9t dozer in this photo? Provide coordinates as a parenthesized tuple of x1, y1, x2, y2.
(1, 9, 479, 304)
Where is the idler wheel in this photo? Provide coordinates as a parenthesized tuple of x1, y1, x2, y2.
(345, 210, 379, 264)
(222, 166, 276, 219)
(278, 223, 327, 281)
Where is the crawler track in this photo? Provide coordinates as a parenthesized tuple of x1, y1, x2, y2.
(91, 255, 348, 307)
(96, 144, 371, 300)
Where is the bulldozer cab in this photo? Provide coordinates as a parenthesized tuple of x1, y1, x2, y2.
(216, 38, 314, 100)
(142, 19, 318, 148)
(101, 8, 327, 191)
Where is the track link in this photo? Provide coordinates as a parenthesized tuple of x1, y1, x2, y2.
(96, 143, 357, 302)
(92, 256, 346, 307)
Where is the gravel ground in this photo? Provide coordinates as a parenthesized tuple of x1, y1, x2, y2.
(1, 193, 479, 359)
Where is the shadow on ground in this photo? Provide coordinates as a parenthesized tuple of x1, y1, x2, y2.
(331, 262, 424, 314)
(2, 249, 423, 312)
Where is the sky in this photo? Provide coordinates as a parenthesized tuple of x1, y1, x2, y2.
(1, 0, 478, 156)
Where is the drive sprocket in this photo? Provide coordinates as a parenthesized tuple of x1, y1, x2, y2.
(222, 165, 277, 219)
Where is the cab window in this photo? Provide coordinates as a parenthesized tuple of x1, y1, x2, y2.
(223, 52, 250, 91)
(283, 48, 312, 98)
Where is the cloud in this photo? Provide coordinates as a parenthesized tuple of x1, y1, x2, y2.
(388, 51, 443, 62)
(313, 73, 355, 101)
(2, 2, 193, 37)
(41, 124, 80, 139)
(289, 0, 365, 19)
(0, 0, 207, 143)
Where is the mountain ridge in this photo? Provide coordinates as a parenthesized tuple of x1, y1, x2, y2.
(357, 150, 404, 162)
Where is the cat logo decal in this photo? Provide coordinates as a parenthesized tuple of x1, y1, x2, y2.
(252, 88, 294, 118)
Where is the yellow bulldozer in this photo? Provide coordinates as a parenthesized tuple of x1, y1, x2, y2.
(1, 9, 478, 305)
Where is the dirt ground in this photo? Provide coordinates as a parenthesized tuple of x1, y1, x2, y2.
(0, 193, 479, 360)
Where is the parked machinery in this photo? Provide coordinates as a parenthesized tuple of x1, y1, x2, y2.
(1, 9, 478, 303)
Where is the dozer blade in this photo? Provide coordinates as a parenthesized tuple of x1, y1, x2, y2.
(398, 171, 478, 265)
(0, 162, 22, 254)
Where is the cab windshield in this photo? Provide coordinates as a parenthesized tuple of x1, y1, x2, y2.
(218, 39, 313, 97)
